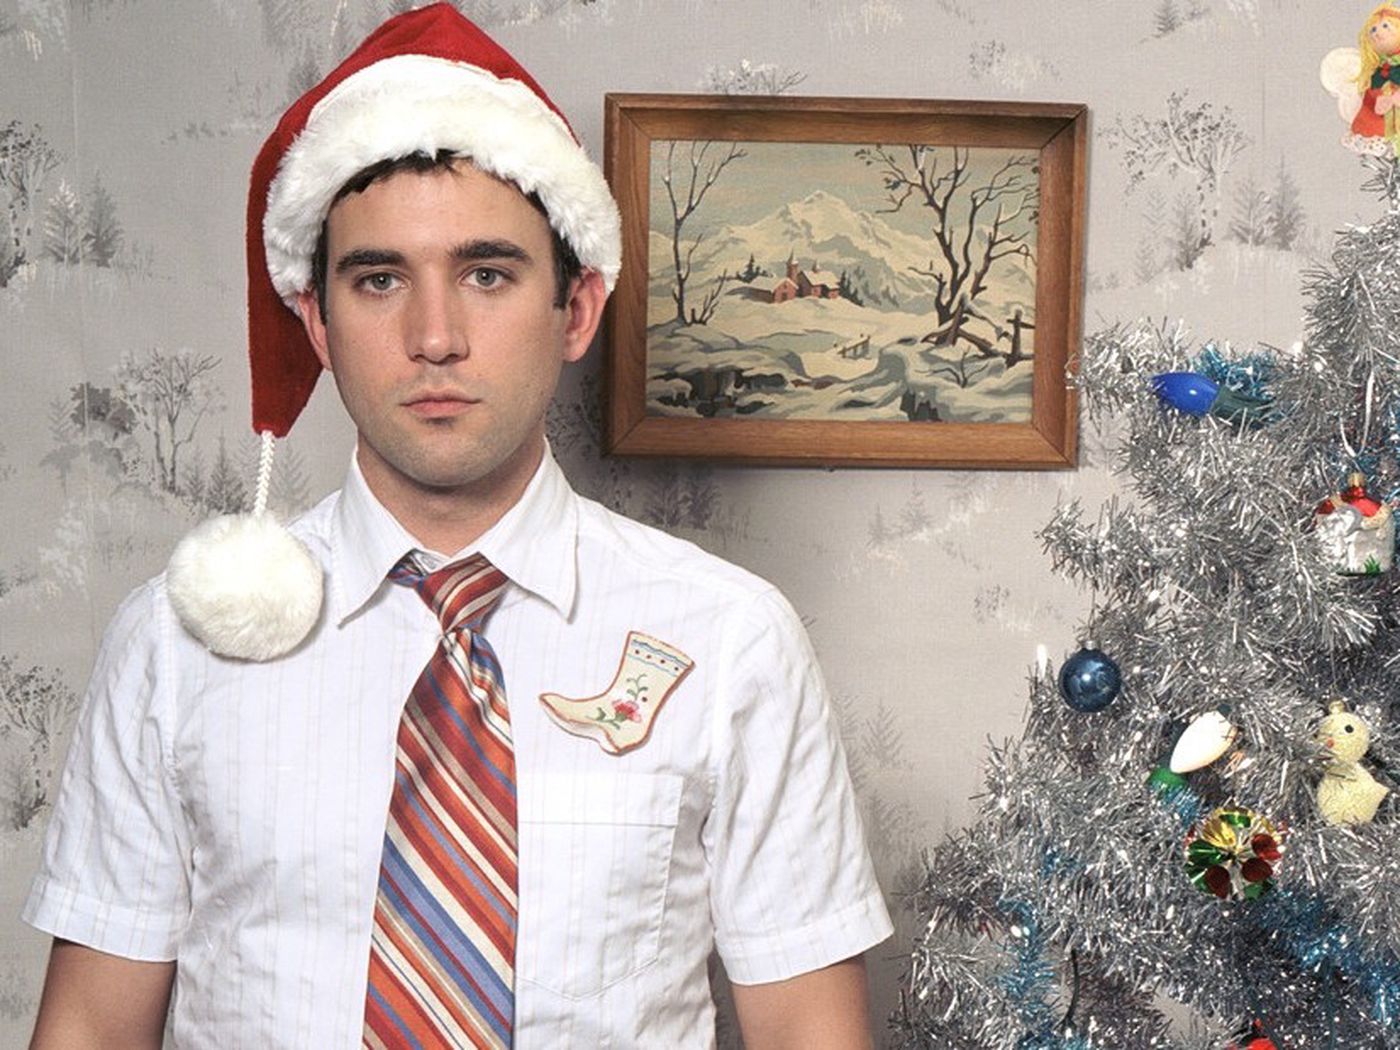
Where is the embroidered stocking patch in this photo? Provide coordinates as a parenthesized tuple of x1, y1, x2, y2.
(539, 632, 694, 755)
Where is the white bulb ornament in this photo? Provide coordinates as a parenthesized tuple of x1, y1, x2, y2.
(1169, 708, 1240, 774)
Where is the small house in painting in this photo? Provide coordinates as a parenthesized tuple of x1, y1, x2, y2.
(765, 257, 842, 303)
(770, 274, 799, 303)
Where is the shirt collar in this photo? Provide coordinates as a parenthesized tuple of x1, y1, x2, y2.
(328, 447, 578, 625)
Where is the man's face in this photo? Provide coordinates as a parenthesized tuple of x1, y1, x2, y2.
(298, 159, 603, 510)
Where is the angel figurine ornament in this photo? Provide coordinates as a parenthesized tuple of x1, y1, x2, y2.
(1322, 3, 1400, 156)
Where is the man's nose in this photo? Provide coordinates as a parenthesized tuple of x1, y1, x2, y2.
(409, 279, 468, 362)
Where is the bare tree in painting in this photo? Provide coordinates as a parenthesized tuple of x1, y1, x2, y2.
(116, 348, 221, 494)
(688, 268, 731, 326)
(857, 144, 1036, 353)
(0, 655, 78, 829)
(0, 120, 62, 286)
(927, 346, 995, 389)
(660, 140, 746, 326)
(1107, 92, 1249, 267)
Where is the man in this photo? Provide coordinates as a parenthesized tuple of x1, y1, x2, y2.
(24, 6, 891, 1048)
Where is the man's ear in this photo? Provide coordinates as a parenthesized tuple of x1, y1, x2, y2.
(561, 269, 608, 364)
(296, 288, 333, 372)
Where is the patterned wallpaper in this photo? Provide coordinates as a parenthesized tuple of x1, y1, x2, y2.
(0, 0, 1379, 1044)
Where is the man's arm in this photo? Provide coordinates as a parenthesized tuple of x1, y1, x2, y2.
(30, 939, 175, 1050)
(730, 955, 874, 1050)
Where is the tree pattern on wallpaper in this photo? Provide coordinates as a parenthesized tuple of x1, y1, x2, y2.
(1109, 92, 1251, 269)
(0, 122, 61, 288)
(966, 39, 1060, 91)
(0, 657, 76, 832)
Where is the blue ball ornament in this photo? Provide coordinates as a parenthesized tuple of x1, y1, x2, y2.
(1058, 647, 1122, 712)
(1151, 372, 1219, 416)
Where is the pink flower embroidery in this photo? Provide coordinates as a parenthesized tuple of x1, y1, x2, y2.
(613, 699, 642, 723)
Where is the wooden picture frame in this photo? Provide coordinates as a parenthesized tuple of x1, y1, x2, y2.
(602, 94, 1087, 469)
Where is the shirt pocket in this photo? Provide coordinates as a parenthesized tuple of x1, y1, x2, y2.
(516, 770, 683, 1000)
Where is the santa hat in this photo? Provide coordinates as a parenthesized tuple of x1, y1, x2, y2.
(167, 3, 621, 661)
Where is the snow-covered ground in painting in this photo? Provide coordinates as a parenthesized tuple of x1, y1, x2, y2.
(647, 301, 1034, 422)
(645, 189, 1036, 423)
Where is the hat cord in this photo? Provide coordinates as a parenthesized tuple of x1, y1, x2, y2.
(254, 430, 275, 517)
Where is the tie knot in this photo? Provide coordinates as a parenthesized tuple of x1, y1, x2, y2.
(390, 552, 508, 634)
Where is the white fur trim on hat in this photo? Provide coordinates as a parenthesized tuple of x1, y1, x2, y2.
(263, 53, 621, 304)
(167, 513, 324, 661)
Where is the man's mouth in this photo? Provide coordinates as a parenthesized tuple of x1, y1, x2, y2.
(404, 392, 479, 418)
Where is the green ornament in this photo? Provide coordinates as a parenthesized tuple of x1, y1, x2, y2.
(1147, 766, 1188, 797)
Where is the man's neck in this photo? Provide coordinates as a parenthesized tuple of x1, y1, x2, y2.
(356, 440, 545, 555)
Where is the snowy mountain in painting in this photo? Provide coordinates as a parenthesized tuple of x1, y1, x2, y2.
(651, 189, 1036, 318)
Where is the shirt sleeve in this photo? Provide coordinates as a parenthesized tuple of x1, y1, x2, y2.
(703, 586, 893, 985)
(21, 580, 191, 961)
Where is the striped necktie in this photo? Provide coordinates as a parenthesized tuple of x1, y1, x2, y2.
(364, 552, 517, 1049)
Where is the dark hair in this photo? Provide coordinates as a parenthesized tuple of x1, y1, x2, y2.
(309, 149, 582, 320)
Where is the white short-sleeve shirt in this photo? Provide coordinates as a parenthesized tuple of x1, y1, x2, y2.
(24, 451, 892, 1048)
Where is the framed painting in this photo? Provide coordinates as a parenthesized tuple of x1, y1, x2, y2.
(602, 94, 1087, 468)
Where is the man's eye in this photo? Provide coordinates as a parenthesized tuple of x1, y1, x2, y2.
(359, 273, 399, 293)
(469, 267, 506, 289)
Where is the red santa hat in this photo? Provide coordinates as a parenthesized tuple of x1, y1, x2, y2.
(253, 1, 620, 437)
(167, 3, 620, 661)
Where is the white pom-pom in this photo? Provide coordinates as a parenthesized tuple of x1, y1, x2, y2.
(167, 513, 323, 661)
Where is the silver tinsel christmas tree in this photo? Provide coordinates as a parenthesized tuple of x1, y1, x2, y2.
(896, 159, 1400, 1049)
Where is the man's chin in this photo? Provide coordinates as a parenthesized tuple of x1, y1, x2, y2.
(358, 430, 544, 498)
(399, 454, 526, 496)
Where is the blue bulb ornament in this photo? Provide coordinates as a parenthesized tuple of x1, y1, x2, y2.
(1152, 372, 1219, 416)
(1058, 647, 1122, 712)
(1151, 371, 1273, 427)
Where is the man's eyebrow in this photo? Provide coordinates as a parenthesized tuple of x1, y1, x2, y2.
(452, 239, 533, 264)
(333, 240, 532, 274)
(334, 248, 405, 274)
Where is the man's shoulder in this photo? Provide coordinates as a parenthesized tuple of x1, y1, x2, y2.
(574, 495, 777, 604)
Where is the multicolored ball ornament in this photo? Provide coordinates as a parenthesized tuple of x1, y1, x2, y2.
(1184, 806, 1283, 900)
(1151, 371, 1272, 426)
(1313, 472, 1395, 575)
(1058, 647, 1122, 712)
